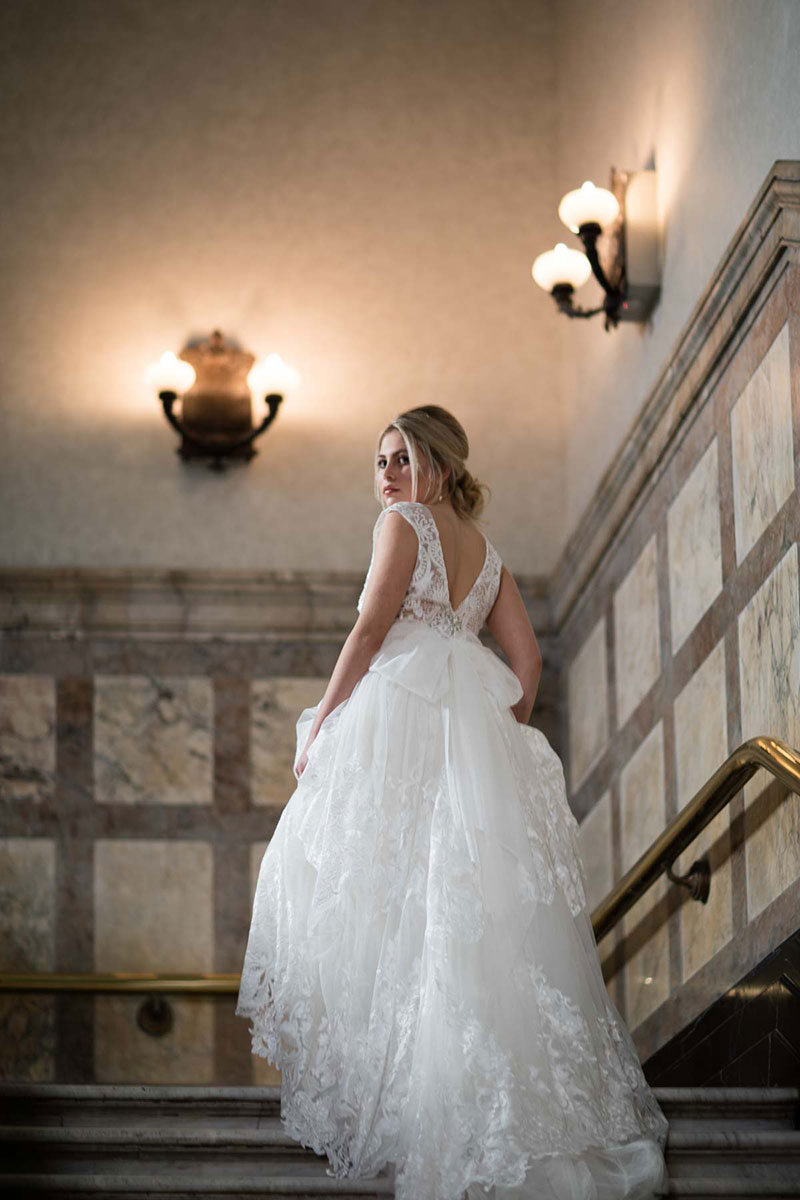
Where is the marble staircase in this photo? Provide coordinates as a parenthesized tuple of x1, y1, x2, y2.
(0, 1084, 798, 1198)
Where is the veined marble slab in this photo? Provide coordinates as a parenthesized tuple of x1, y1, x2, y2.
(567, 617, 608, 791)
(731, 321, 794, 564)
(251, 677, 327, 808)
(0, 838, 57, 1081)
(94, 839, 214, 973)
(576, 791, 612, 914)
(667, 439, 723, 653)
(94, 839, 215, 1083)
(0, 675, 55, 802)
(620, 723, 669, 1029)
(614, 537, 661, 728)
(94, 676, 213, 805)
(738, 543, 800, 920)
(673, 640, 732, 980)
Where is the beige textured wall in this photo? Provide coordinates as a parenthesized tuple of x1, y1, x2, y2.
(0, 0, 562, 574)
(554, 0, 800, 540)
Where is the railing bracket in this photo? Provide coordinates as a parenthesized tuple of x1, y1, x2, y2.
(666, 856, 711, 903)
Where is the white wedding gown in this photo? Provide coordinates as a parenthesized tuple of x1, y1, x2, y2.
(236, 500, 669, 1200)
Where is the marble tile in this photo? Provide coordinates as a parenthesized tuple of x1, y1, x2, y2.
(94, 839, 214, 972)
(95, 995, 214, 1084)
(94, 839, 214, 1082)
(731, 321, 794, 564)
(94, 676, 213, 805)
(614, 537, 661, 727)
(567, 618, 608, 791)
(738, 543, 800, 920)
(251, 677, 328, 807)
(620, 723, 669, 1029)
(576, 791, 612, 913)
(246, 839, 282, 1085)
(0, 837, 56, 971)
(668, 439, 723, 652)
(0, 838, 57, 1081)
(673, 640, 732, 980)
(0, 675, 55, 802)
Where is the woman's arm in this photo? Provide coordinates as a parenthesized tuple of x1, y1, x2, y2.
(485, 565, 543, 725)
(296, 511, 418, 775)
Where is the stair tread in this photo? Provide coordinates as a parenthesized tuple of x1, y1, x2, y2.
(0, 1174, 394, 1195)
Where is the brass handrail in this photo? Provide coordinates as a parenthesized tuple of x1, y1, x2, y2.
(0, 972, 240, 994)
(2, 735, 799, 995)
(590, 734, 800, 943)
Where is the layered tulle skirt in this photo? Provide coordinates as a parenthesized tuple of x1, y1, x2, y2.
(235, 617, 669, 1200)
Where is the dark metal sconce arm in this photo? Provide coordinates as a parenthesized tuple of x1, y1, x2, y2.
(159, 391, 284, 469)
(551, 284, 607, 321)
(549, 221, 626, 332)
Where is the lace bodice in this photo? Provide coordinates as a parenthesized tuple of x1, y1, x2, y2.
(356, 500, 502, 638)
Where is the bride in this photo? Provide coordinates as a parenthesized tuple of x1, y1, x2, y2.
(235, 405, 669, 1200)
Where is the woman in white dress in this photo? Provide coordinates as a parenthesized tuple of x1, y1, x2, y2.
(236, 405, 669, 1200)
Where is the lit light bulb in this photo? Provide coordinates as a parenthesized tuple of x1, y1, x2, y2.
(248, 353, 302, 397)
(144, 351, 196, 395)
(558, 180, 620, 234)
(531, 242, 592, 292)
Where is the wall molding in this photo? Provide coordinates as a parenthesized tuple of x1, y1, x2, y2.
(550, 159, 800, 630)
(0, 566, 551, 642)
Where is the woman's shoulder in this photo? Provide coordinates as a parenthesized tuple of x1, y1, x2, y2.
(373, 500, 427, 529)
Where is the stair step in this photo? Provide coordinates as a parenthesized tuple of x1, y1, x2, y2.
(0, 1124, 314, 1149)
(666, 1181, 800, 1197)
(0, 1177, 395, 1199)
(0, 1085, 281, 1126)
(665, 1128, 800, 1165)
(654, 1088, 800, 1130)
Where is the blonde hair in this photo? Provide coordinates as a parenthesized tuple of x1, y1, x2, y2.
(374, 405, 490, 520)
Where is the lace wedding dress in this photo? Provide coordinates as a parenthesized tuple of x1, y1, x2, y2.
(236, 500, 669, 1200)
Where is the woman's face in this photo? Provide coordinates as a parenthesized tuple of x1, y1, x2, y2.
(377, 430, 413, 503)
(377, 429, 433, 504)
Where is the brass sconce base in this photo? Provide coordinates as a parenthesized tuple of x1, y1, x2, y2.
(157, 330, 285, 471)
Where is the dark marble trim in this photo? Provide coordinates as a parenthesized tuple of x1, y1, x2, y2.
(0, 799, 285, 843)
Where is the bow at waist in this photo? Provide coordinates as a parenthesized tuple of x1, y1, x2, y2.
(366, 616, 523, 710)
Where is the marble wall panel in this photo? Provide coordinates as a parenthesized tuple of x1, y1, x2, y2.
(673, 640, 732, 980)
(251, 677, 328, 807)
(94, 996, 214, 1084)
(738, 543, 800, 920)
(94, 839, 214, 1082)
(667, 439, 723, 653)
(614, 537, 661, 728)
(620, 723, 669, 1029)
(576, 791, 612, 914)
(731, 321, 794, 564)
(567, 618, 608, 791)
(94, 676, 213, 805)
(0, 675, 55, 802)
(0, 838, 56, 1080)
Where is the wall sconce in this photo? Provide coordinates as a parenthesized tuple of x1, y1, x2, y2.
(145, 330, 300, 470)
(532, 169, 660, 331)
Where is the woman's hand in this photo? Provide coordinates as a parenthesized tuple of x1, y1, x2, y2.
(295, 733, 317, 779)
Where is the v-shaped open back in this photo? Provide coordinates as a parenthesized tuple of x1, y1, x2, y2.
(357, 500, 503, 638)
(422, 508, 490, 614)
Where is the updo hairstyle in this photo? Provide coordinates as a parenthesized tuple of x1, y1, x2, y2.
(375, 405, 490, 520)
